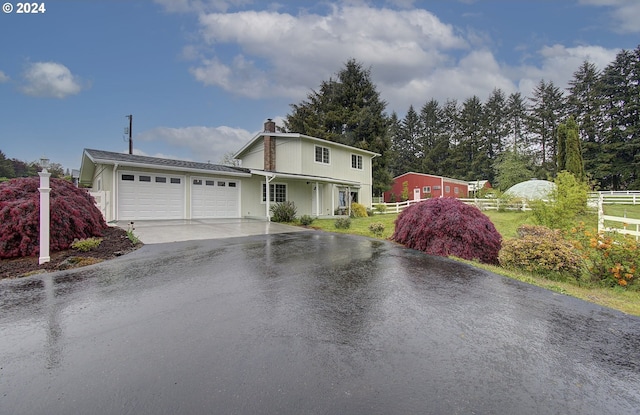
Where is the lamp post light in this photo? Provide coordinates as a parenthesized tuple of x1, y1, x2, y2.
(39, 156, 51, 265)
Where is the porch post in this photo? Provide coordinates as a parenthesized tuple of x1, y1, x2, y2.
(315, 181, 320, 217)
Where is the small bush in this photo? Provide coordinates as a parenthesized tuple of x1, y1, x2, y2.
(568, 224, 640, 288)
(334, 217, 351, 229)
(71, 237, 103, 252)
(299, 215, 315, 226)
(392, 198, 502, 264)
(374, 204, 387, 214)
(530, 171, 590, 230)
(350, 202, 368, 218)
(499, 226, 582, 280)
(368, 222, 385, 237)
(270, 201, 297, 222)
(0, 177, 107, 259)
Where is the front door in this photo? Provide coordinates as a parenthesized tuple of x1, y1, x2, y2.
(413, 187, 421, 201)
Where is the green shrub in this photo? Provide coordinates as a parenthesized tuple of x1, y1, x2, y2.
(374, 204, 387, 214)
(368, 222, 385, 237)
(499, 225, 582, 280)
(334, 217, 351, 229)
(530, 171, 590, 230)
(299, 215, 314, 226)
(350, 202, 368, 218)
(270, 201, 297, 222)
(568, 224, 640, 289)
(71, 237, 103, 252)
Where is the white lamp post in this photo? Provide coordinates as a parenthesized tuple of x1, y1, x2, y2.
(39, 156, 51, 265)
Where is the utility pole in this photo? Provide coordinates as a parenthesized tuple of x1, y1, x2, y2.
(126, 114, 133, 154)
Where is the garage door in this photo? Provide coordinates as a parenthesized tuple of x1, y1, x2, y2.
(118, 172, 185, 220)
(191, 178, 240, 218)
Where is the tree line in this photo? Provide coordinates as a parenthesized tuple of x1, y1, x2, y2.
(0, 150, 67, 181)
(284, 45, 640, 194)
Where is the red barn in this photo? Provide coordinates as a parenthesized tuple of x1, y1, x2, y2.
(384, 172, 469, 202)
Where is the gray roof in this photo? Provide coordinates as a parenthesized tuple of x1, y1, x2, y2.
(83, 149, 250, 175)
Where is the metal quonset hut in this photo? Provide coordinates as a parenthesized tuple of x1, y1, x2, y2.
(79, 149, 251, 222)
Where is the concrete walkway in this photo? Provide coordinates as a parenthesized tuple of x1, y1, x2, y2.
(113, 218, 307, 244)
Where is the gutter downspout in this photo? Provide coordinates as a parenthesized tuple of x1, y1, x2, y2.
(112, 163, 119, 222)
(265, 174, 276, 221)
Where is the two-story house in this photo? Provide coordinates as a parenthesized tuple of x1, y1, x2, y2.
(79, 119, 379, 222)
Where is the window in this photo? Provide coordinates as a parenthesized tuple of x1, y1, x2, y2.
(170, 178, 181, 184)
(193, 179, 202, 185)
(155, 177, 166, 183)
(205, 180, 215, 186)
(433, 185, 441, 190)
(351, 154, 363, 170)
(139, 176, 151, 182)
(422, 186, 431, 193)
(454, 187, 459, 194)
(445, 185, 450, 193)
(229, 182, 237, 188)
(218, 181, 226, 187)
(315, 145, 330, 164)
(122, 174, 134, 181)
(263, 183, 287, 202)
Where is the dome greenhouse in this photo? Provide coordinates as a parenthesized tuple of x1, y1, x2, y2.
(505, 179, 555, 200)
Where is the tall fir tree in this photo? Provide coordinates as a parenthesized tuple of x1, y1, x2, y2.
(527, 79, 565, 177)
(284, 59, 392, 194)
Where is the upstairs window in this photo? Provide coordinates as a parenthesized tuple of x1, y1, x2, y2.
(315, 145, 330, 164)
(351, 154, 363, 170)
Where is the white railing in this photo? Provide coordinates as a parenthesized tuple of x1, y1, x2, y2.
(597, 193, 640, 240)
(372, 197, 529, 214)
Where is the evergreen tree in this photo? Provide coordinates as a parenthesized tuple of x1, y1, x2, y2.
(284, 59, 392, 194)
(439, 99, 461, 178)
(528, 80, 565, 177)
(506, 92, 529, 153)
(484, 88, 509, 159)
(419, 99, 449, 176)
(564, 117, 585, 181)
(597, 47, 640, 189)
(566, 61, 602, 185)
(456, 96, 487, 181)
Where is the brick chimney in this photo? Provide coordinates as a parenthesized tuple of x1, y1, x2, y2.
(264, 118, 276, 171)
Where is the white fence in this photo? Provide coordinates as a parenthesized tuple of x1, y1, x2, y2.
(597, 192, 640, 240)
(372, 197, 529, 214)
(89, 190, 111, 222)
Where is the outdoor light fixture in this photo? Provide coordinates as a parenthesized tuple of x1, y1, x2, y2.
(40, 156, 50, 172)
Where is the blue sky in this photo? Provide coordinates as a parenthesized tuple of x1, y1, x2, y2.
(1, 0, 639, 171)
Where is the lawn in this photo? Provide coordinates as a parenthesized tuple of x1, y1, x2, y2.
(307, 209, 639, 316)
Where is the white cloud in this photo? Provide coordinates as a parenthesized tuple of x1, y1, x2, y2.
(514, 44, 619, 98)
(192, 4, 467, 101)
(163, 1, 625, 117)
(579, 0, 640, 33)
(0, 71, 9, 83)
(136, 125, 253, 164)
(21, 62, 84, 98)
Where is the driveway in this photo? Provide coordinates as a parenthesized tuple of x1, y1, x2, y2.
(114, 218, 307, 243)
(1, 232, 639, 415)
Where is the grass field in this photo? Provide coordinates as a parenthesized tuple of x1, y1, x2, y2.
(307, 208, 639, 316)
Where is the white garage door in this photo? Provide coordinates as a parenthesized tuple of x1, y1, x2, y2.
(191, 178, 240, 218)
(118, 172, 185, 220)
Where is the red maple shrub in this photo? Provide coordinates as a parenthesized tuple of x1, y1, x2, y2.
(392, 197, 502, 264)
(0, 177, 107, 259)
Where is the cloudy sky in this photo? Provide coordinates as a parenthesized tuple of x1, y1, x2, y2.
(1, 0, 638, 171)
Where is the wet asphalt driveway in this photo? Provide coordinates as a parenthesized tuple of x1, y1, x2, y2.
(1, 231, 639, 415)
